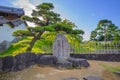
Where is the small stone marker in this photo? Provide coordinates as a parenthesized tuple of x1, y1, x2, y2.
(53, 33, 70, 61)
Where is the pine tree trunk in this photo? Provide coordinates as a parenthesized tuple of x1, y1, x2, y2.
(26, 32, 43, 52)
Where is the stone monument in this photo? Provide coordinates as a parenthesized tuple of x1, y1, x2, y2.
(53, 33, 90, 68)
(53, 33, 70, 61)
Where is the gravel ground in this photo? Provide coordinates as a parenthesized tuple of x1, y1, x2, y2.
(0, 60, 120, 80)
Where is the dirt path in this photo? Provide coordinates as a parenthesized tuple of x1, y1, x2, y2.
(0, 60, 120, 80)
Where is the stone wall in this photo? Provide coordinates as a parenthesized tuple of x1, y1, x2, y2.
(71, 54, 120, 62)
(0, 53, 58, 72)
(0, 53, 120, 72)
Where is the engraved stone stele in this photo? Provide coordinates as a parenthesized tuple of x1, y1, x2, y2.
(53, 33, 90, 69)
(53, 33, 70, 61)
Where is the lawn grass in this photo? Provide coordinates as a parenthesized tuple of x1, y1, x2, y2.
(0, 36, 53, 57)
(99, 63, 120, 73)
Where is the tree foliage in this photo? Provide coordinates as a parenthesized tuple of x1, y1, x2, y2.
(22, 3, 61, 26)
(13, 30, 33, 36)
(13, 3, 84, 52)
(90, 19, 120, 41)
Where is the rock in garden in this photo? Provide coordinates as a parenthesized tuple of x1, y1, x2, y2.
(11, 37, 20, 43)
(114, 71, 120, 75)
(2, 56, 15, 72)
(67, 58, 90, 68)
(83, 76, 103, 80)
(14, 53, 36, 71)
(0, 58, 3, 72)
(14, 53, 28, 71)
(56, 60, 72, 69)
(25, 53, 36, 67)
(0, 40, 10, 53)
(37, 55, 58, 66)
(36, 54, 44, 63)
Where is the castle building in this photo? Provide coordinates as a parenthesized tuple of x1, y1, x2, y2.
(0, 6, 25, 27)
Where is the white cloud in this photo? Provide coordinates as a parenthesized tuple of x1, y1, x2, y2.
(12, 0, 68, 26)
(83, 33, 90, 41)
(81, 28, 91, 41)
(30, 0, 42, 5)
(12, 0, 35, 16)
(12, 0, 37, 27)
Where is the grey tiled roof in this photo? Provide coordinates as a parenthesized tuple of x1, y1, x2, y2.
(10, 19, 25, 27)
(0, 6, 24, 16)
(0, 16, 25, 27)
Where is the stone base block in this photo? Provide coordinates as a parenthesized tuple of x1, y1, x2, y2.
(37, 55, 57, 66)
(56, 60, 72, 69)
(67, 57, 90, 68)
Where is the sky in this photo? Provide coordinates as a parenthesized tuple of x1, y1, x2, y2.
(0, 0, 120, 41)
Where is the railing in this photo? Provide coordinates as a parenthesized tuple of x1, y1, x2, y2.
(70, 41, 120, 54)
(38, 41, 120, 54)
